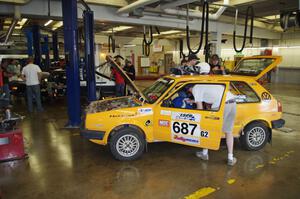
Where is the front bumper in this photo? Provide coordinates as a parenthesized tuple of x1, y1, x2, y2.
(272, 119, 285, 129)
(80, 129, 105, 140)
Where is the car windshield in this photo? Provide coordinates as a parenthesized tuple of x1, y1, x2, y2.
(232, 58, 275, 76)
(142, 78, 174, 104)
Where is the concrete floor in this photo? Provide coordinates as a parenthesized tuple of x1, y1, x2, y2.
(0, 83, 300, 199)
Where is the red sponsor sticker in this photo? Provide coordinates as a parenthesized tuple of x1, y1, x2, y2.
(159, 120, 170, 127)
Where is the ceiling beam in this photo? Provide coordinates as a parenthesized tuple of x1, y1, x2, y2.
(0, 0, 281, 39)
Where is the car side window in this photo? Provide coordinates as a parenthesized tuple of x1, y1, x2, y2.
(162, 83, 225, 111)
(230, 81, 260, 103)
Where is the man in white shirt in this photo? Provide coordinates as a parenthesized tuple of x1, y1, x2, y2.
(21, 57, 43, 113)
(189, 62, 237, 166)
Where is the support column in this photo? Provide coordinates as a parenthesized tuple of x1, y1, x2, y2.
(94, 44, 100, 67)
(32, 25, 41, 66)
(52, 32, 59, 62)
(43, 35, 50, 71)
(25, 28, 33, 57)
(62, 0, 81, 127)
(83, 10, 96, 102)
(210, 31, 222, 57)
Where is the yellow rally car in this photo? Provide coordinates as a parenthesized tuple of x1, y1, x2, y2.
(81, 56, 285, 160)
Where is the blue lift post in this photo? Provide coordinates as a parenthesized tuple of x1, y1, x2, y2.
(32, 25, 41, 67)
(83, 9, 97, 102)
(43, 35, 50, 71)
(25, 28, 33, 56)
(62, 0, 81, 127)
(52, 32, 59, 62)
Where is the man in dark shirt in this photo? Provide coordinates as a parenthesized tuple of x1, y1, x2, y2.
(123, 60, 136, 81)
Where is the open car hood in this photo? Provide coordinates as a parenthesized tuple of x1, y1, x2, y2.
(231, 56, 282, 80)
(106, 56, 147, 102)
(86, 97, 141, 113)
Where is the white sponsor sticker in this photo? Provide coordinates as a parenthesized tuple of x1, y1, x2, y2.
(171, 112, 201, 122)
(160, 110, 171, 116)
(138, 108, 153, 115)
(159, 120, 170, 127)
(172, 135, 199, 145)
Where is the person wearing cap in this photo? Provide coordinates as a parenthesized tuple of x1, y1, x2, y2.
(187, 62, 237, 166)
(209, 54, 226, 75)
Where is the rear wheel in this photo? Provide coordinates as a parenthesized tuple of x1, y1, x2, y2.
(109, 127, 145, 161)
(240, 122, 270, 151)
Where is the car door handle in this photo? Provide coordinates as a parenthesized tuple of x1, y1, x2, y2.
(205, 116, 220, 120)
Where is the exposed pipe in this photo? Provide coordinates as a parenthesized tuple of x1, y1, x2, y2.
(164, 0, 229, 20)
(117, 0, 160, 15)
(78, 0, 91, 11)
(4, 19, 17, 43)
(2, 5, 20, 44)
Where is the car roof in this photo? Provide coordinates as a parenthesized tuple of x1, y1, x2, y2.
(164, 74, 257, 83)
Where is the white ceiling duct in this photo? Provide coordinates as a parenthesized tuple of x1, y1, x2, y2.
(0, 0, 31, 4)
(164, 0, 229, 20)
(117, 0, 160, 15)
(160, 0, 199, 10)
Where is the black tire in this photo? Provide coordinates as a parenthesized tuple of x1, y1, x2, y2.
(240, 122, 270, 151)
(109, 127, 145, 161)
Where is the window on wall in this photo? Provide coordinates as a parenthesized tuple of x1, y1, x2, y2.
(230, 81, 260, 103)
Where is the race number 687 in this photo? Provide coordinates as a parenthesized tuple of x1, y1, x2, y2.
(172, 121, 197, 135)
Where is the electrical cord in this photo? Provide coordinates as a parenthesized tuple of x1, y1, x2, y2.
(233, 6, 254, 53)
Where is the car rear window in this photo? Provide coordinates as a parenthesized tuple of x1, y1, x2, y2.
(230, 81, 260, 103)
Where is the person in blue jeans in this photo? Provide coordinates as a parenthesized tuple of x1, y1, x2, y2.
(21, 57, 43, 113)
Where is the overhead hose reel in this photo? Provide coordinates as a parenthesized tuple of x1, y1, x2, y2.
(186, 1, 209, 56)
(142, 26, 159, 57)
(233, 6, 254, 53)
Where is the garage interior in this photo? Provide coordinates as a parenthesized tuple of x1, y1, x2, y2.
(0, 0, 300, 198)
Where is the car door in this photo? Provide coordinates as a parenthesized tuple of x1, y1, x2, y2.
(153, 82, 229, 150)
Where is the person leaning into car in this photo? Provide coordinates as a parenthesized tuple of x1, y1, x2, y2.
(187, 62, 238, 166)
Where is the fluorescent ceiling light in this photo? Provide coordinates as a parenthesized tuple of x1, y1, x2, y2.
(44, 20, 53, 27)
(15, 26, 23, 30)
(123, 44, 136, 47)
(153, 30, 181, 36)
(52, 21, 63, 31)
(102, 26, 133, 33)
(18, 18, 28, 26)
(4, 19, 11, 24)
(264, 15, 280, 20)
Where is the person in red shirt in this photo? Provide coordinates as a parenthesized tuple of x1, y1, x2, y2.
(111, 66, 125, 97)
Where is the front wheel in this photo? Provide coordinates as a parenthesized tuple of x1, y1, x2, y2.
(240, 122, 270, 151)
(109, 128, 145, 161)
